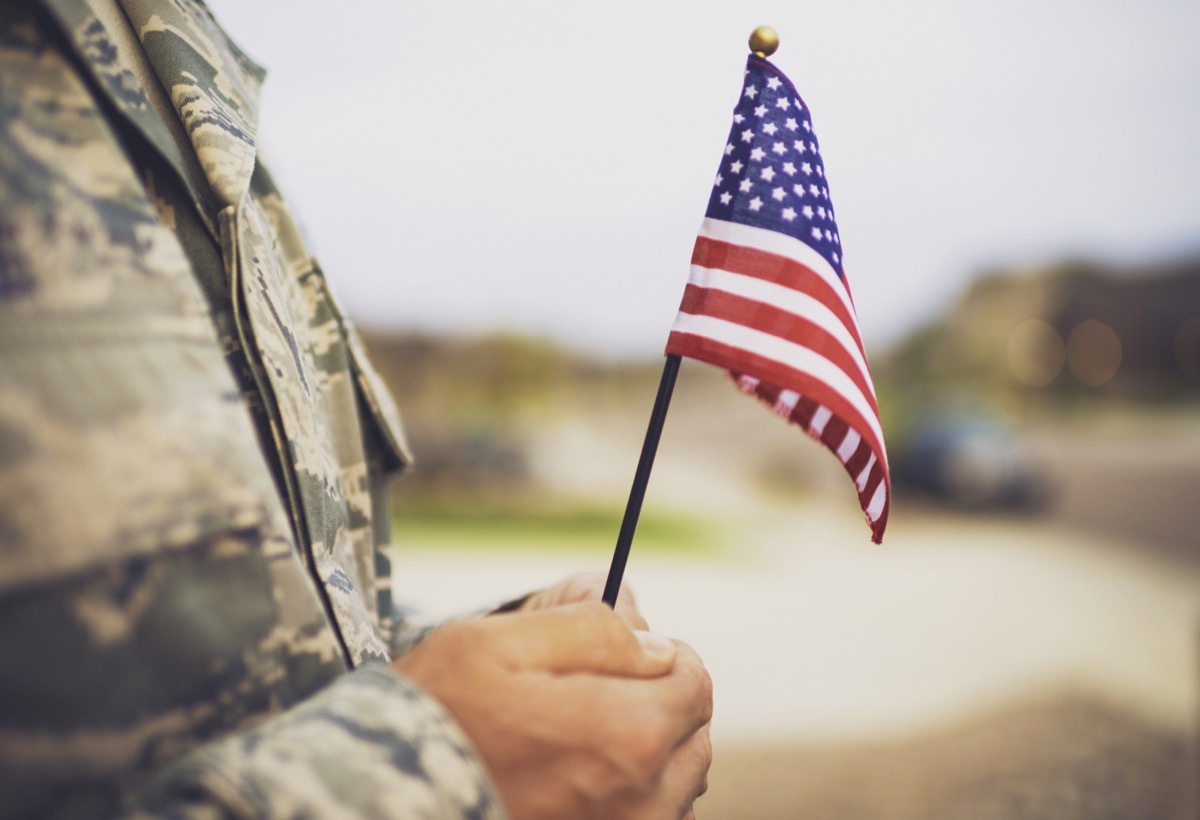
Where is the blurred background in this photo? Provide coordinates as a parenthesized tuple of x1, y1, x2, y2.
(211, 2, 1198, 817)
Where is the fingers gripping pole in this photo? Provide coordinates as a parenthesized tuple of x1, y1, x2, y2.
(602, 355, 681, 606)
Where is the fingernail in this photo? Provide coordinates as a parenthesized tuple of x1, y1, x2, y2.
(634, 630, 676, 662)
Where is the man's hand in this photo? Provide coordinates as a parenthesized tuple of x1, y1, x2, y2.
(393, 602, 712, 819)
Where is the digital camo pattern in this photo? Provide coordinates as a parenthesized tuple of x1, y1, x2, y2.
(118, 0, 263, 209)
(0, 0, 501, 816)
(130, 667, 502, 820)
(114, 0, 418, 665)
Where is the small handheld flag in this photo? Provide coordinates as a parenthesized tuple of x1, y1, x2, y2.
(603, 27, 890, 606)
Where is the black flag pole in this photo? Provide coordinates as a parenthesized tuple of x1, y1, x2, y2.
(602, 28, 786, 606)
(602, 354, 682, 606)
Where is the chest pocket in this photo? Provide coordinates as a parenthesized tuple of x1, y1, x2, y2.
(223, 188, 410, 666)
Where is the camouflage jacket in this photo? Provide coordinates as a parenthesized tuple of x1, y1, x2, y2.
(0, 0, 503, 816)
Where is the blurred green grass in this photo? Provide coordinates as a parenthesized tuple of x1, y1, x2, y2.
(391, 499, 726, 555)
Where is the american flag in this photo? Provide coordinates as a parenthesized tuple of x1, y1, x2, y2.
(665, 54, 890, 542)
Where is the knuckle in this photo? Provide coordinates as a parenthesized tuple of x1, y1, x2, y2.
(698, 672, 714, 721)
(623, 709, 673, 778)
(675, 643, 714, 713)
(699, 731, 713, 768)
(578, 602, 638, 661)
(567, 570, 608, 598)
(602, 707, 671, 791)
(621, 604, 650, 632)
(568, 572, 647, 630)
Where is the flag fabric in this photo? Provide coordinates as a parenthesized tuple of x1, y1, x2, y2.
(665, 54, 890, 542)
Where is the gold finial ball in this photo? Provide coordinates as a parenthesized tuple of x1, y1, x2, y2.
(749, 25, 779, 57)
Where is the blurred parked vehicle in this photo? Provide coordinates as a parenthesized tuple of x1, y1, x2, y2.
(893, 414, 1054, 511)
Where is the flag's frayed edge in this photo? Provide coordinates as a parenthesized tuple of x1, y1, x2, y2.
(729, 371, 890, 544)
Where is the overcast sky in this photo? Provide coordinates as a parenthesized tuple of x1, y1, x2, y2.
(206, 0, 1200, 357)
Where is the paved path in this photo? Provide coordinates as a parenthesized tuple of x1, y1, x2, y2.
(393, 503, 1200, 746)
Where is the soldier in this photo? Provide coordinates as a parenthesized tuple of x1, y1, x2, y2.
(0, 0, 712, 817)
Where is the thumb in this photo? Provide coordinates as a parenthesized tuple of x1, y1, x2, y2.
(492, 601, 677, 678)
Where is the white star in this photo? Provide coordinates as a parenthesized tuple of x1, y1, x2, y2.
(816, 166, 824, 177)
(832, 251, 839, 263)
(720, 191, 733, 205)
(834, 232, 840, 244)
(782, 162, 797, 175)
(767, 77, 782, 90)
(821, 186, 829, 198)
(809, 183, 820, 196)
(801, 162, 813, 175)
(741, 128, 754, 143)
(776, 97, 790, 111)
(817, 206, 826, 219)
(750, 147, 766, 162)
(772, 141, 786, 155)
(714, 173, 724, 187)
(749, 197, 763, 212)
(785, 118, 799, 132)
(782, 207, 797, 221)
(793, 184, 806, 196)
(754, 104, 767, 117)
(724, 142, 735, 156)
(802, 205, 814, 218)
(739, 178, 753, 192)
(825, 229, 833, 240)
(744, 85, 758, 99)
(733, 113, 745, 124)
(729, 160, 744, 173)
(763, 123, 778, 136)
(802, 120, 811, 132)
(793, 99, 804, 111)
(760, 166, 776, 181)
(811, 227, 823, 240)
(772, 186, 786, 201)
(810, 141, 818, 153)
(794, 140, 807, 153)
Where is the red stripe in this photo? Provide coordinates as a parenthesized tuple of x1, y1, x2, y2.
(668, 332, 889, 478)
(691, 236, 866, 361)
(791, 395, 819, 429)
(677, 285, 878, 416)
(844, 437, 873, 480)
(752, 380, 782, 407)
(820, 415, 849, 454)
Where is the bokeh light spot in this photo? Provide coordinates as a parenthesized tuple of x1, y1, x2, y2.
(1007, 318, 1065, 388)
(1066, 319, 1122, 387)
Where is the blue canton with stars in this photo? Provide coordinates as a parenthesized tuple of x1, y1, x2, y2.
(706, 55, 844, 279)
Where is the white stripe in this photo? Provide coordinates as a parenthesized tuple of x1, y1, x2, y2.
(837, 428, 861, 462)
(809, 405, 831, 436)
(687, 265, 875, 393)
(698, 218, 856, 323)
(774, 389, 800, 416)
(671, 313, 885, 448)
(855, 453, 877, 492)
(866, 480, 887, 520)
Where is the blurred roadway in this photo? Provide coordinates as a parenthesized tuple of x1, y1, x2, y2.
(391, 407, 1200, 817)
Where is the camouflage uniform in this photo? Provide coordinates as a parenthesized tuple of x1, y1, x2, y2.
(0, 0, 504, 816)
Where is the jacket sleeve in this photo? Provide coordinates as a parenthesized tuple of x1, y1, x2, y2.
(127, 665, 504, 819)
